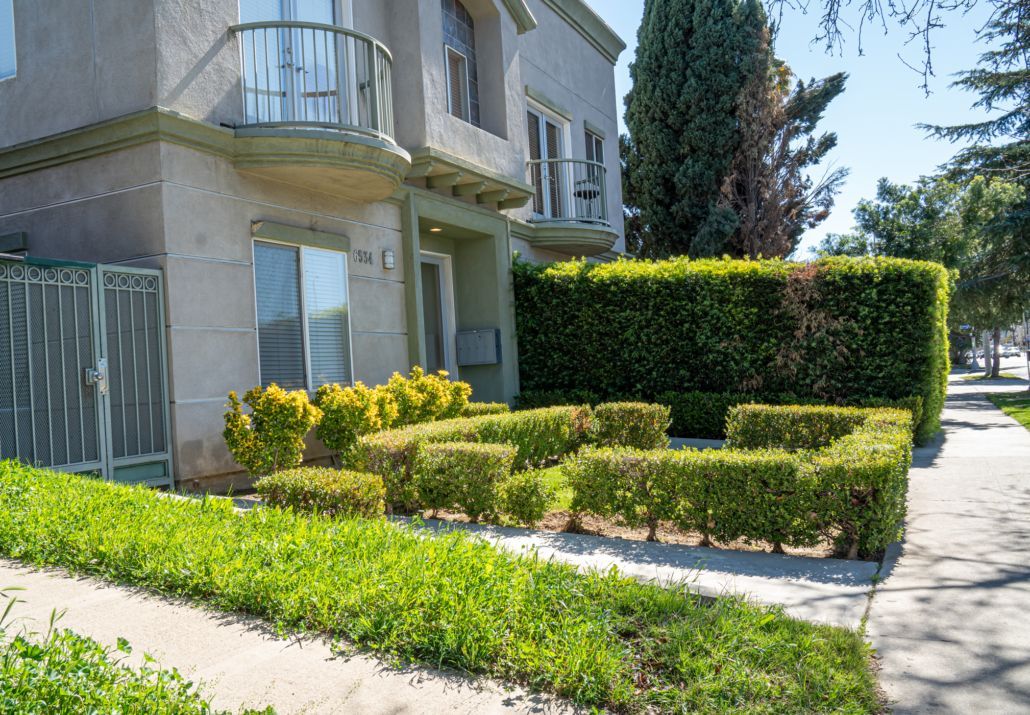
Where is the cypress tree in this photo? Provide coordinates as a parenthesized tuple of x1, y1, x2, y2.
(624, 0, 766, 257)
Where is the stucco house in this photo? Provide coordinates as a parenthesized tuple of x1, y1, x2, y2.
(0, 0, 625, 490)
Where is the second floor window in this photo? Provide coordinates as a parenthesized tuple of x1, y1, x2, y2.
(0, 0, 15, 80)
(585, 130, 605, 166)
(442, 0, 480, 127)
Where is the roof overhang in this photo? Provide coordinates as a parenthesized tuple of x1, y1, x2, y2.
(502, 0, 538, 34)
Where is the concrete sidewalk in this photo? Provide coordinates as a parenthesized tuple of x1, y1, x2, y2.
(0, 560, 572, 715)
(867, 378, 1030, 713)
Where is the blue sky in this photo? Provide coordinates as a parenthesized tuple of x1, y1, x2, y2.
(586, 0, 994, 256)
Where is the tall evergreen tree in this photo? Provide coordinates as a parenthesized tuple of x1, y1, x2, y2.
(624, 0, 766, 257)
(720, 48, 849, 258)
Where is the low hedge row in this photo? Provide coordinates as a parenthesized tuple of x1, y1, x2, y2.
(518, 388, 924, 442)
(413, 442, 553, 526)
(255, 467, 386, 519)
(350, 406, 592, 509)
(564, 405, 913, 557)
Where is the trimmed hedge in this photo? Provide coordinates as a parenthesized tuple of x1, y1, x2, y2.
(461, 402, 512, 418)
(350, 406, 592, 509)
(255, 467, 385, 519)
(413, 442, 516, 522)
(519, 388, 924, 442)
(514, 256, 950, 444)
(564, 405, 913, 557)
(590, 402, 671, 450)
(726, 404, 869, 451)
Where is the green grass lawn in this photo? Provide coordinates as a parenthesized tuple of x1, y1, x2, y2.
(988, 392, 1030, 432)
(536, 464, 572, 511)
(962, 372, 1025, 381)
(0, 461, 880, 713)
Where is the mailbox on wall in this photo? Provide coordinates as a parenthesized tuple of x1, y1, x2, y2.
(456, 329, 501, 366)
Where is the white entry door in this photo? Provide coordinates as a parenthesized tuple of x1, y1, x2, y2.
(420, 253, 457, 375)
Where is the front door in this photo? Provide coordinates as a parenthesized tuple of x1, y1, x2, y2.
(420, 254, 456, 375)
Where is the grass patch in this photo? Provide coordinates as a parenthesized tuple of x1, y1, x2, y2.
(961, 372, 1024, 381)
(536, 464, 572, 511)
(987, 392, 1030, 431)
(0, 462, 879, 713)
(0, 596, 257, 713)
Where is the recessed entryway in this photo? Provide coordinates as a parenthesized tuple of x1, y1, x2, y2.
(419, 252, 457, 375)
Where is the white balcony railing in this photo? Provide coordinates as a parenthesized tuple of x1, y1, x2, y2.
(527, 159, 609, 226)
(231, 21, 395, 142)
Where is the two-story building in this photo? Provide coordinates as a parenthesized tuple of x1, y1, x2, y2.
(0, 0, 625, 490)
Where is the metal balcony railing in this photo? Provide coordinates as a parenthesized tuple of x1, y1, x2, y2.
(527, 159, 609, 226)
(230, 21, 395, 141)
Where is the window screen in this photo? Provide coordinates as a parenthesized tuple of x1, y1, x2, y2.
(0, 0, 15, 80)
(303, 248, 351, 388)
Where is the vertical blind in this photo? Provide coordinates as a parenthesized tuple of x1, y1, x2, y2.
(254, 242, 351, 391)
(304, 248, 351, 387)
(527, 112, 543, 214)
(446, 48, 468, 122)
(0, 0, 15, 80)
(255, 242, 306, 389)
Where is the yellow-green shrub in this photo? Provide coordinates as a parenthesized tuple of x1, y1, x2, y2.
(385, 367, 472, 426)
(255, 467, 385, 519)
(223, 385, 322, 476)
(314, 382, 398, 457)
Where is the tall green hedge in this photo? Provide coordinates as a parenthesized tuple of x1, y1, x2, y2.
(513, 256, 950, 443)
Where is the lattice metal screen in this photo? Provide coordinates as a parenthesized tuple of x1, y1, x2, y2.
(0, 263, 102, 470)
(102, 270, 167, 461)
(0, 260, 172, 486)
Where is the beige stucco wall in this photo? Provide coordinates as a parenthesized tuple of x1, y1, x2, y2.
(0, 0, 626, 488)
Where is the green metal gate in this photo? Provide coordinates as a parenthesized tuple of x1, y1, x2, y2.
(0, 259, 173, 487)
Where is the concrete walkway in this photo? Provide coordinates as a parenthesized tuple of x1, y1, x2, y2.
(0, 560, 572, 715)
(867, 376, 1030, 713)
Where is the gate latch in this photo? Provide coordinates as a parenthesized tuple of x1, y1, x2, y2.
(84, 358, 109, 395)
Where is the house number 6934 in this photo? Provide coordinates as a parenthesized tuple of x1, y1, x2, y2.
(352, 249, 374, 266)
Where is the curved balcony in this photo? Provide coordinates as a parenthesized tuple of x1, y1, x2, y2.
(526, 159, 617, 256)
(229, 21, 410, 202)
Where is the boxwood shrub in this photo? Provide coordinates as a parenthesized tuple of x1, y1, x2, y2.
(413, 442, 516, 522)
(590, 402, 671, 450)
(514, 256, 949, 444)
(255, 467, 385, 519)
(461, 402, 512, 417)
(350, 406, 592, 509)
(564, 405, 913, 557)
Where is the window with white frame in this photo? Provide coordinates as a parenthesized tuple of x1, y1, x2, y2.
(253, 241, 353, 390)
(0, 0, 15, 80)
(585, 129, 604, 166)
(442, 0, 480, 126)
(527, 106, 567, 218)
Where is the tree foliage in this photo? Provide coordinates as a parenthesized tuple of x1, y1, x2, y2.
(720, 51, 849, 258)
(624, 0, 767, 257)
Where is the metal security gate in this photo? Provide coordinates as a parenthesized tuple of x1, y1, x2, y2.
(0, 259, 173, 487)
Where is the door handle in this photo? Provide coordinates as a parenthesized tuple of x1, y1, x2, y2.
(84, 358, 109, 396)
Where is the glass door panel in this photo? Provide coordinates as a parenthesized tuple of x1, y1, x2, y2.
(421, 262, 445, 374)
